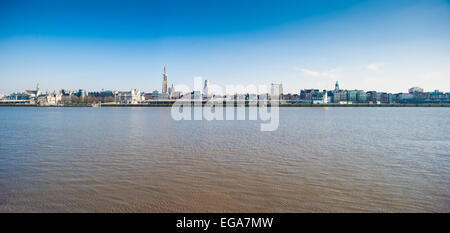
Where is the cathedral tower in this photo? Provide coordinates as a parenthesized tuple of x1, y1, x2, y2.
(162, 66, 168, 93)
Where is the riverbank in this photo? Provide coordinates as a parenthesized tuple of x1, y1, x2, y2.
(1, 103, 450, 107)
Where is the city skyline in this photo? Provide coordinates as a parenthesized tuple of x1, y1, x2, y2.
(1, 68, 449, 97)
(3, 78, 448, 97)
(1, 0, 450, 95)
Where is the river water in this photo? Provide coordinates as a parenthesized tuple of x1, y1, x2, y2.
(0, 107, 449, 212)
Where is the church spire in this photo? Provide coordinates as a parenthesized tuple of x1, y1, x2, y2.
(162, 66, 168, 93)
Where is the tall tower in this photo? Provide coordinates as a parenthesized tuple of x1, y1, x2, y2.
(335, 81, 339, 91)
(162, 66, 168, 93)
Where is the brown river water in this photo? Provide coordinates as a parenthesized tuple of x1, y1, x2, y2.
(0, 107, 449, 212)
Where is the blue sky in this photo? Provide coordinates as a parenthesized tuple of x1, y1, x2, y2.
(0, 0, 449, 94)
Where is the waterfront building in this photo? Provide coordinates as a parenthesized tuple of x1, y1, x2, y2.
(399, 93, 414, 102)
(7, 92, 31, 100)
(116, 89, 144, 104)
(1, 92, 34, 104)
(157, 93, 169, 100)
(74, 89, 87, 99)
(171, 91, 182, 99)
(60, 89, 76, 104)
(327, 90, 334, 100)
(4, 83, 43, 104)
(367, 91, 392, 104)
(312, 90, 328, 104)
(332, 92, 340, 103)
(332, 82, 346, 103)
(88, 90, 115, 98)
(387, 93, 394, 103)
(333, 90, 347, 103)
(397, 89, 450, 103)
(379, 92, 391, 103)
(431, 90, 444, 98)
(409, 87, 424, 94)
(148, 89, 171, 100)
(300, 89, 319, 102)
(87, 90, 115, 103)
(312, 98, 323, 104)
(282, 93, 301, 101)
(347, 90, 357, 103)
(144, 92, 154, 100)
(37, 92, 62, 106)
(356, 90, 367, 103)
(366, 91, 378, 103)
(146, 90, 158, 100)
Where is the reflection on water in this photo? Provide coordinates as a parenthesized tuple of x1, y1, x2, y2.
(0, 107, 449, 212)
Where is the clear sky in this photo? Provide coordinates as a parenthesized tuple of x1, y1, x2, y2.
(0, 0, 449, 94)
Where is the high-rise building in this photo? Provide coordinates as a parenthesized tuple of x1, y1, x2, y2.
(162, 66, 168, 93)
(203, 80, 210, 98)
(347, 90, 357, 102)
(270, 83, 283, 99)
(335, 81, 339, 91)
